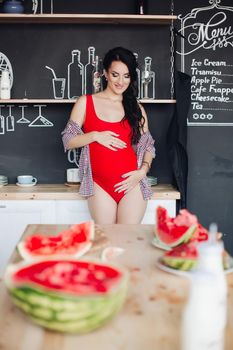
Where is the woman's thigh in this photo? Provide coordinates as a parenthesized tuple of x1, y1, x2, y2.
(87, 182, 117, 224)
(117, 184, 147, 224)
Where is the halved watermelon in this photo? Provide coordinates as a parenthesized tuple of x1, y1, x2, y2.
(4, 259, 128, 333)
(156, 207, 198, 247)
(17, 221, 94, 260)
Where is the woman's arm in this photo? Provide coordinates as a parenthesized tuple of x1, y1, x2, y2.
(65, 96, 96, 150)
(138, 104, 153, 175)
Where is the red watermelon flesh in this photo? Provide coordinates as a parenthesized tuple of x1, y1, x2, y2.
(17, 221, 94, 260)
(156, 207, 198, 247)
(10, 259, 122, 295)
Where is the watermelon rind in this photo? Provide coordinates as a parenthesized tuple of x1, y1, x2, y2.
(156, 225, 197, 248)
(162, 256, 197, 271)
(4, 259, 128, 334)
(17, 221, 95, 261)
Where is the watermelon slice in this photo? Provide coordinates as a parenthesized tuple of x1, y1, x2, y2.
(17, 221, 94, 260)
(162, 242, 231, 272)
(5, 259, 128, 333)
(156, 207, 198, 247)
(162, 242, 198, 271)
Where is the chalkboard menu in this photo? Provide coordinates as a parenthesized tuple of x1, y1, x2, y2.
(176, 0, 233, 126)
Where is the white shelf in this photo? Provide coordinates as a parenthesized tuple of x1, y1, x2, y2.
(0, 14, 177, 24)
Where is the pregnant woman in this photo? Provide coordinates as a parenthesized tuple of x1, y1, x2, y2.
(62, 47, 155, 224)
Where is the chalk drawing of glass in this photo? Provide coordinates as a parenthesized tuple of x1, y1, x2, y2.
(17, 105, 30, 124)
(67, 50, 84, 99)
(141, 57, 155, 99)
(29, 105, 53, 127)
(6, 105, 15, 132)
(68, 149, 80, 168)
(0, 105, 5, 135)
(45, 66, 66, 99)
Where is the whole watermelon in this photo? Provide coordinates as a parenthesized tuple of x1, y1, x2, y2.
(5, 259, 128, 333)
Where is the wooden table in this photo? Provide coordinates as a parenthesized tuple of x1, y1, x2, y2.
(0, 224, 233, 350)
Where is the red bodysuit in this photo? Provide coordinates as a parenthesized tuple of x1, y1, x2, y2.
(83, 95, 138, 203)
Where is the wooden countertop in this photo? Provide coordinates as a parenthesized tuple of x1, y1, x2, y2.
(0, 184, 180, 200)
(0, 224, 233, 350)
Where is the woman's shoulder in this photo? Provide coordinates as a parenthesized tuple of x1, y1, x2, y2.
(74, 95, 87, 107)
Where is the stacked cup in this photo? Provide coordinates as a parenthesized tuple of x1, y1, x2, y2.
(0, 175, 8, 186)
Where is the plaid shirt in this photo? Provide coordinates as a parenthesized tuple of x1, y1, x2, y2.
(61, 120, 155, 200)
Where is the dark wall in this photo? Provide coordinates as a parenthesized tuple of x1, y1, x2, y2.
(0, 1, 174, 185)
(175, 0, 233, 253)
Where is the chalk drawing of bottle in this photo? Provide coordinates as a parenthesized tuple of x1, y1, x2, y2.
(67, 50, 84, 99)
(0, 105, 5, 135)
(141, 57, 155, 99)
(84, 46, 96, 94)
(6, 105, 15, 132)
(134, 52, 141, 99)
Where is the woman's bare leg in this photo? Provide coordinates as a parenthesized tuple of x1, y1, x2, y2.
(116, 184, 147, 224)
(87, 182, 117, 224)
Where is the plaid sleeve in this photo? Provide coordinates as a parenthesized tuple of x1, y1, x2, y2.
(139, 131, 156, 157)
(61, 119, 83, 152)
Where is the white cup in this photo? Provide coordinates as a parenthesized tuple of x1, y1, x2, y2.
(17, 175, 37, 185)
(66, 168, 80, 183)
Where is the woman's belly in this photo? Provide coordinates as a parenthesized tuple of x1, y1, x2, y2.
(90, 142, 137, 186)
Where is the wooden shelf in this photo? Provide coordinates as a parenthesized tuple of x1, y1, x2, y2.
(0, 14, 177, 24)
(0, 99, 176, 104)
(0, 184, 180, 200)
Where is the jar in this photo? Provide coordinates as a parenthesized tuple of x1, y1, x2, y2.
(3, 0, 24, 14)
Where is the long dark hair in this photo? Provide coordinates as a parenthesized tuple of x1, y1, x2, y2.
(103, 47, 145, 144)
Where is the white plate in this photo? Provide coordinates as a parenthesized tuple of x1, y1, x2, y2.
(157, 257, 233, 277)
(151, 237, 171, 251)
(16, 182, 36, 187)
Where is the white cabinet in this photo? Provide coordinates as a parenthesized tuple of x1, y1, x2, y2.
(55, 200, 92, 224)
(141, 199, 176, 224)
(0, 200, 56, 275)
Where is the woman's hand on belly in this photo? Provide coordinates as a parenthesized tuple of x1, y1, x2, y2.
(94, 131, 127, 151)
(114, 169, 146, 194)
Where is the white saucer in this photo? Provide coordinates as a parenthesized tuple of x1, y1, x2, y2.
(157, 257, 233, 277)
(16, 182, 36, 187)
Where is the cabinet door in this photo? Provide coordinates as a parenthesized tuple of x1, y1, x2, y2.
(55, 200, 92, 224)
(0, 200, 56, 276)
(141, 199, 176, 224)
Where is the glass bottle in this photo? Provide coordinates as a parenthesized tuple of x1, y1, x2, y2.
(67, 50, 84, 99)
(134, 52, 141, 99)
(92, 56, 103, 94)
(141, 57, 155, 99)
(84, 46, 96, 94)
(182, 223, 227, 350)
(137, 0, 147, 15)
(0, 71, 11, 99)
